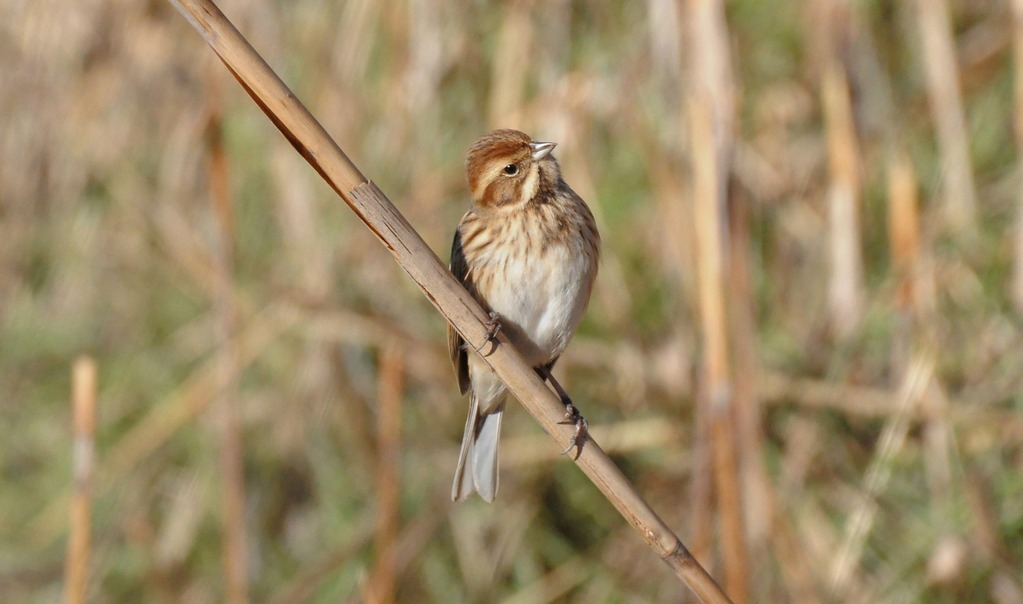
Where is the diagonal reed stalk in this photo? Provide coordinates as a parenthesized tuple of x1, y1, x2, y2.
(828, 356, 933, 592)
(167, 0, 731, 601)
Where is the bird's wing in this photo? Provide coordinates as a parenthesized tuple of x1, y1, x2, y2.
(448, 227, 472, 395)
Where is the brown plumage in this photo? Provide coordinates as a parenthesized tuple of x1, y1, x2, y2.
(448, 129, 600, 502)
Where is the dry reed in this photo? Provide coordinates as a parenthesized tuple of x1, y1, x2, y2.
(819, 0, 864, 339)
(1013, 0, 1023, 313)
(205, 60, 250, 604)
(64, 356, 96, 604)
(367, 342, 404, 604)
(915, 0, 978, 229)
(686, 0, 749, 600)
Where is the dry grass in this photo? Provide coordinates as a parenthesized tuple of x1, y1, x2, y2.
(3, 0, 1023, 602)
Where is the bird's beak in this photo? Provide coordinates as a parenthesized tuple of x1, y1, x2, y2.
(529, 141, 556, 161)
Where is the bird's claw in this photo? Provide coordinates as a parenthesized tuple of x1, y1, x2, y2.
(558, 401, 588, 459)
(474, 311, 502, 355)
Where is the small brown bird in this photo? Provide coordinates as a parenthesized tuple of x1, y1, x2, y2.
(449, 129, 600, 502)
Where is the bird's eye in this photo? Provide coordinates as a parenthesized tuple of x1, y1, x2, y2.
(502, 164, 518, 175)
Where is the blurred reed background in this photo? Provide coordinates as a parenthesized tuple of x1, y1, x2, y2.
(2, 0, 1022, 602)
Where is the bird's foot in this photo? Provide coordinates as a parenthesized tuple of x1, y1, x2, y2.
(558, 399, 589, 459)
(474, 311, 502, 355)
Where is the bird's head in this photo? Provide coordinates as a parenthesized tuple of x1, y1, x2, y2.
(465, 129, 561, 209)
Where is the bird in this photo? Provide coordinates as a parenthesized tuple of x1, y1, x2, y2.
(448, 128, 601, 502)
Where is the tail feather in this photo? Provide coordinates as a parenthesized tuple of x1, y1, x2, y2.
(451, 393, 506, 502)
(471, 404, 504, 501)
(452, 393, 480, 502)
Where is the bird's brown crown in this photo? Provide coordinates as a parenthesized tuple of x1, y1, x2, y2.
(465, 129, 560, 209)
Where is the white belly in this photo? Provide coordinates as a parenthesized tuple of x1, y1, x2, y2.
(481, 242, 593, 367)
